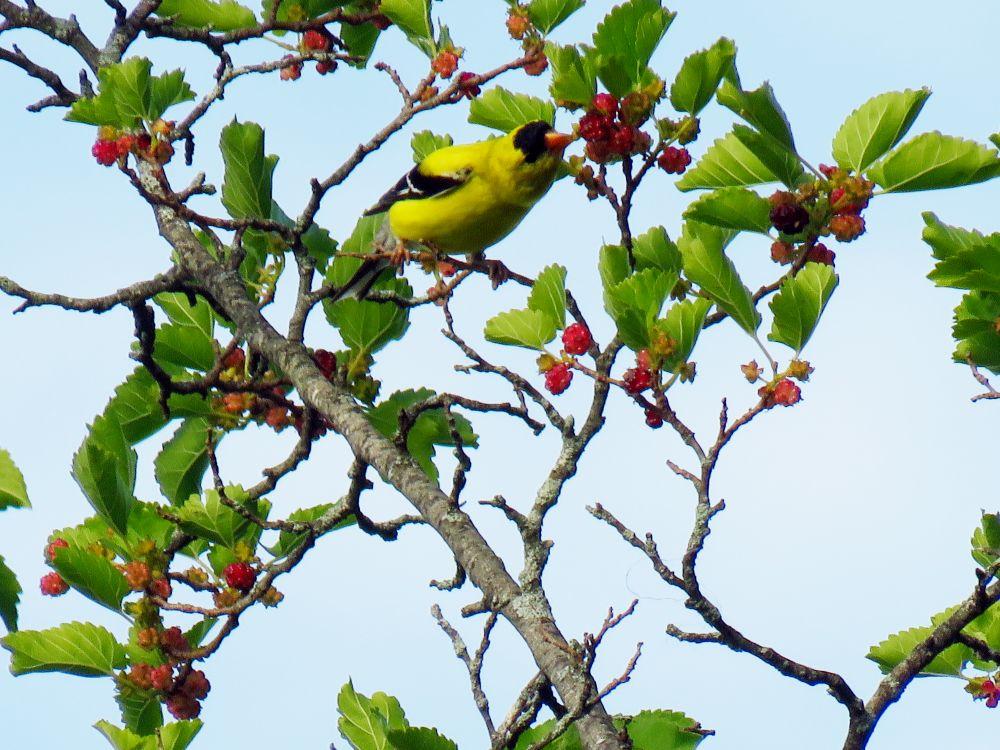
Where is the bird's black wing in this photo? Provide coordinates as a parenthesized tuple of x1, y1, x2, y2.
(363, 165, 468, 216)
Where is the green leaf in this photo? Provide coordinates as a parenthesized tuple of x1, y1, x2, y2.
(545, 43, 597, 110)
(526, 0, 584, 34)
(654, 298, 712, 373)
(626, 709, 707, 750)
(951, 291, 1000, 373)
(468, 87, 555, 132)
(337, 680, 407, 750)
(592, 0, 674, 96)
(669, 38, 736, 115)
(929, 243, 1000, 293)
(117, 682, 164, 735)
(484, 309, 557, 350)
(633, 226, 682, 274)
(380, 0, 432, 53)
(528, 264, 567, 330)
(832, 88, 930, 173)
(220, 119, 275, 220)
(683, 187, 771, 234)
(972, 512, 1000, 570)
(103, 368, 209, 446)
(675, 131, 779, 192)
(367, 389, 477, 480)
(387, 727, 458, 750)
(716, 77, 796, 151)
(605, 269, 676, 351)
(155, 293, 214, 336)
(95, 720, 203, 750)
(411, 131, 453, 163)
(154, 418, 211, 505)
(3, 621, 126, 677)
(0, 449, 29, 510)
(922, 211, 988, 260)
(767, 262, 838, 353)
(513, 720, 582, 750)
(175, 485, 263, 547)
(678, 221, 760, 335)
(0, 555, 21, 632)
(72, 416, 137, 535)
(326, 277, 412, 356)
(269, 503, 355, 558)
(340, 20, 381, 67)
(599, 244, 631, 289)
(868, 622, 972, 676)
(65, 58, 193, 128)
(868, 132, 1000, 193)
(51, 546, 131, 613)
(732, 124, 804, 188)
(155, 0, 256, 31)
(154, 323, 216, 372)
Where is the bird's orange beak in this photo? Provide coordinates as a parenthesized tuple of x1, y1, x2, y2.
(544, 131, 574, 152)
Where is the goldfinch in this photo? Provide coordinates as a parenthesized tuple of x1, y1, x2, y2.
(335, 120, 573, 299)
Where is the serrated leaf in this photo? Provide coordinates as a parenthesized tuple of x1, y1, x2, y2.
(220, 119, 275, 220)
(951, 291, 1000, 373)
(367, 389, 477, 480)
(654, 297, 712, 373)
(337, 680, 398, 750)
(326, 276, 412, 356)
(513, 720, 582, 750)
(380, 0, 432, 53)
(605, 269, 676, 351)
(676, 130, 779, 192)
(153, 322, 216, 372)
(670, 37, 736, 115)
(103, 368, 209, 446)
(922, 211, 988, 260)
(683, 187, 771, 234)
(72, 416, 137, 535)
(0, 555, 21, 633)
(3, 621, 126, 677)
(545, 43, 597, 110)
(95, 720, 203, 750)
(65, 58, 192, 128)
(832, 88, 930, 173)
(468, 87, 555, 132)
(51, 546, 131, 613)
(411, 131, 453, 163)
(117, 682, 164, 735)
(768, 262, 838, 353)
(148, 69, 195, 121)
(929, 243, 1000, 293)
(732, 124, 804, 188)
(0, 449, 29, 510)
(868, 623, 972, 676)
(387, 727, 458, 750)
(599, 244, 631, 289)
(527, 264, 567, 330)
(869, 132, 1000, 193)
(175, 485, 262, 547)
(526, 0, 584, 34)
(626, 709, 707, 750)
(155, 0, 256, 31)
(484, 308, 557, 350)
(972, 512, 1000, 571)
(154, 418, 211, 505)
(678, 221, 760, 335)
(340, 20, 381, 67)
(633, 226, 682, 274)
(592, 0, 674, 96)
(95, 721, 148, 750)
(268, 503, 355, 558)
(716, 77, 796, 152)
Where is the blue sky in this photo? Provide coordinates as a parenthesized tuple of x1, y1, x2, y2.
(2, 1, 1000, 748)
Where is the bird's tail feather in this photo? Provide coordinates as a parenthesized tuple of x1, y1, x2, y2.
(327, 257, 393, 303)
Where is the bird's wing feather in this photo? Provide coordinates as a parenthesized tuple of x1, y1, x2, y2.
(362, 142, 484, 216)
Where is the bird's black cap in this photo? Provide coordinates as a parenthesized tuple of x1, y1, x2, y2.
(513, 120, 554, 163)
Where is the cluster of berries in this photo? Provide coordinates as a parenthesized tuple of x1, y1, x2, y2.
(621, 351, 667, 429)
(969, 676, 1000, 709)
(577, 94, 653, 163)
(767, 166, 874, 266)
(429, 48, 483, 98)
(502, 7, 548, 75)
(92, 120, 173, 167)
(280, 29, 337, 81)
(127, 625, 212, 719)
(742, 359, 812, 408)
(539, 322, 593, 395)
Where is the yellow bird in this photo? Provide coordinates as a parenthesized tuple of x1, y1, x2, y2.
(335, 120, 573, 299)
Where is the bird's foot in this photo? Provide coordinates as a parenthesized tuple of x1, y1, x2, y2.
(483, 259, 511, 290)
(389, 241, 409, 270)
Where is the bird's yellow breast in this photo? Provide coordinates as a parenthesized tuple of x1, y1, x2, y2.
(387, 135, 561, 256)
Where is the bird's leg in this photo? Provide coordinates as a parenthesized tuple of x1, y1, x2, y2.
(482, 258, 511, 290)
(389, 239, 410, 271)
